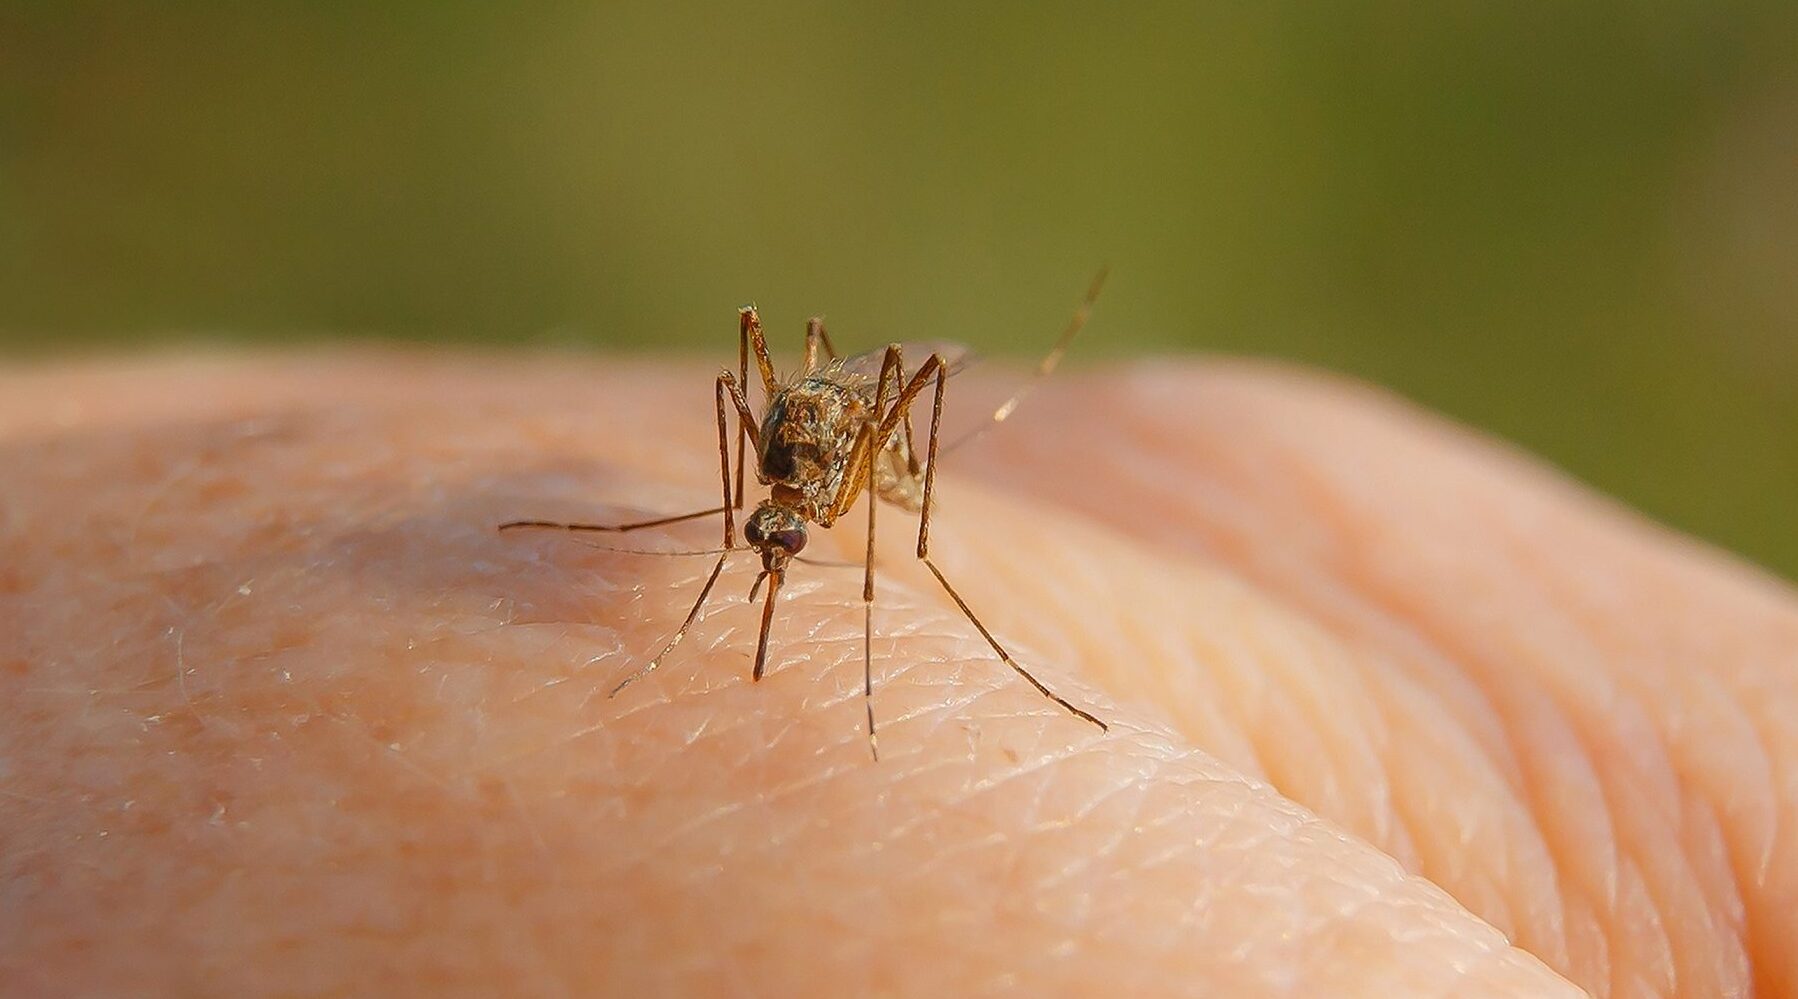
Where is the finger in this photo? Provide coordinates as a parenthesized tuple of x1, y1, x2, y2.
(0, 355, 1579, 997)
(958, 361, 1794, 997)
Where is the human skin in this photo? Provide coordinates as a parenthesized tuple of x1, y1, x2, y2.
(2, 351, 1794, 997)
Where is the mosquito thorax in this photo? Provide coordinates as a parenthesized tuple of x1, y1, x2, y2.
(757, 378, 868, 523)
(744, 502, 808, 571)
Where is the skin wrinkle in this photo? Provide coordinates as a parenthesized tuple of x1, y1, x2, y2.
(0, 354, 1671, 995)
(1684, 793, 1751, 985)
(751, 697, 1452, 984)
(589, 566, 1080, 778)
(1069, 392, 1540, 813)
(1036, 528, 1275, 778)
(1127, 557, 1335, 805)
(1315, 368, 1787, 992)
(1380, 585, 1622, 988)
(1233, 619, 1382, 831)
(1249, 388, 1751, 998)
(946, 473, 1566, 959)
(963, 364, 1790, 999)
(1143, 620, 1271, 784)
(1119, 380, 1532, 782)
(1365, 670, 1501, 928)
(1337, 547, 1632, 988)
(1515, 513, 1778, 911)
(1473, 466, 1701, 811)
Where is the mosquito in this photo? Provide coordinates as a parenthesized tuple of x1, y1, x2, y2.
(500, 270, 1110, 759)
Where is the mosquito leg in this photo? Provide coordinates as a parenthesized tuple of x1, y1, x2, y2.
(738, 305, 779, 511)
(882, 348, 921, 476)
(609, 551, 732, 697)
(874, 353, 943, 446)
(874, 343, 910, 473)
(736, 307, 781, 506)
(943, 267, 1108, 456)
(902, 405, 921, 476)
(911, 357, 1107, 732)
(736, 310, 752, 508)
(861, 458, 880, 760)
(720, 371, 759, 445)
(919, 559, 1107, 730)
(713, 374, 737, 546)
(739, 305, 779, 396)
(503, 373, 753, 541)
(865, 342, 919, 473)
(874, 343, 903, 412)
(803, 317, 839, 373)
(849, 343, 910, 757)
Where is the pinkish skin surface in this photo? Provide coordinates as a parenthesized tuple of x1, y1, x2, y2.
(0, 351, 1792, 998)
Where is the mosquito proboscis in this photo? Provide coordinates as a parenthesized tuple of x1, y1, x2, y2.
(500, 270, 1110, 759)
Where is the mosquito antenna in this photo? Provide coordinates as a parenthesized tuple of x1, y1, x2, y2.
(944, 266, 1107, 455)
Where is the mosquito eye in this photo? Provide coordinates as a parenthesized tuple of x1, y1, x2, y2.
(770, 528, 807, 554)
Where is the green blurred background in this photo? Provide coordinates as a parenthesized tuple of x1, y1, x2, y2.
(2, 3, 1794, 577)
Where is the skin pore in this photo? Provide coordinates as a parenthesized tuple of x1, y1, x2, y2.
(2, 352, 1794, 997)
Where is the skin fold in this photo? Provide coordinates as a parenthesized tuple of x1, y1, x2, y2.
(1, 351, 1793, 997)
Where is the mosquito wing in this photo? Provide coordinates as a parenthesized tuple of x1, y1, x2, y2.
(835, 341, 978, 383)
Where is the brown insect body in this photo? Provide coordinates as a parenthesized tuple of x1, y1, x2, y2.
(755, 364, 922, 519)
(500, 271, 1110, 759)
(757, 371, 875, 526)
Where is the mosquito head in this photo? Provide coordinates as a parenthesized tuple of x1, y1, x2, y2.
(744, 501, 808, 572)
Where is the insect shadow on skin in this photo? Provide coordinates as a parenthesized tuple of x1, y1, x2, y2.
(501, 270, 1111, 760)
